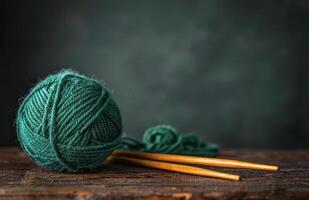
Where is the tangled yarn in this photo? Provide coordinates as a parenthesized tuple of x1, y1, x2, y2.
(121, 125, 218, 157)
(17, 70, 218, 173)
(16, 70, 122, 172)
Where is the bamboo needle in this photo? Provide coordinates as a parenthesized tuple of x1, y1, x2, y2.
(112, 150, 279, 171)
(108, 155, 240, 181)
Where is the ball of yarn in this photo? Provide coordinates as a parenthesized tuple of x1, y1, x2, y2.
(16, 70, 122, 172)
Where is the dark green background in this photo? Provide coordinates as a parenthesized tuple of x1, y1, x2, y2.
(1, 0, 309, 148)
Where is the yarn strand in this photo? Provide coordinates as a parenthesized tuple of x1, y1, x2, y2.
(121, 125, 218, 157)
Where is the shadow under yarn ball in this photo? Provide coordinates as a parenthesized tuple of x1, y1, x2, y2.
(16, 71, 122, 172)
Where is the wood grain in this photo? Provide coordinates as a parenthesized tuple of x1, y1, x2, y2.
(0, 147, 308, 200)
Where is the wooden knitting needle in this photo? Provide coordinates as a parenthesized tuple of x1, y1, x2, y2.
(112, 150, 279, 171)
(107, 155, 240, 181)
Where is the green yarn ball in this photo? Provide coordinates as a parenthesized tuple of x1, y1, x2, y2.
(16, 70, 122, 172)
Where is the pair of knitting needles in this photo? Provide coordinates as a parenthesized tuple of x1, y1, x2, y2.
(108, 150, 279, 181)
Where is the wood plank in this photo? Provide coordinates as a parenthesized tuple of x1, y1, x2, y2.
(0, 147, 308, 199)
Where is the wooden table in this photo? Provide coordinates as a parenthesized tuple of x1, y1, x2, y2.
(0, 147, 308, 200)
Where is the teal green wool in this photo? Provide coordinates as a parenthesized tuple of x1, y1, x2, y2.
(17, 70, 218, 173)
(16, 71, 123, 172)
(122, 125, 218, 157)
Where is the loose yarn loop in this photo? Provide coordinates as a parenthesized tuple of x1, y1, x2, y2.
(16, 71, 122, 172)
(122, 125, 218, 157)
